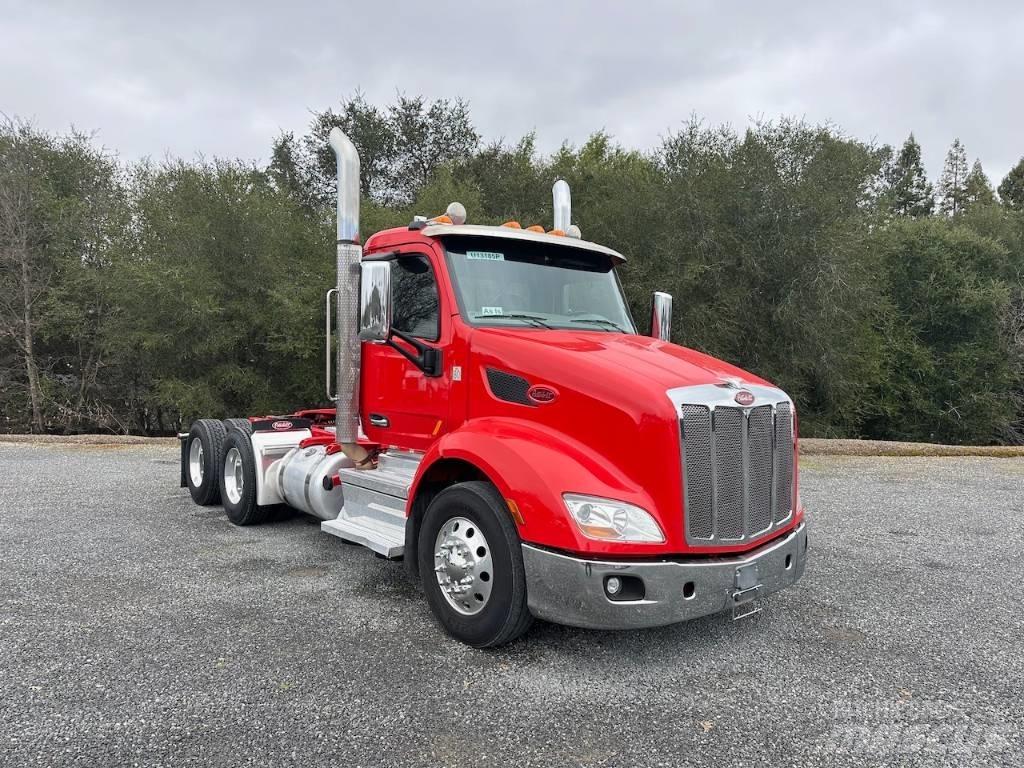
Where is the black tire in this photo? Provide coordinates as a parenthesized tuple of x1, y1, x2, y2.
(185, 419, 227, 506)
(418, 481, 533, 648)
(223, 418, 253, 435)
(219, 429, 271, 526)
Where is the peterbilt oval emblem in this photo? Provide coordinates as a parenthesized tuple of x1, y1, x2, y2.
(272, 420, 294, 430)
(527, 385, 558, 404)
(734, 390, 755, 406)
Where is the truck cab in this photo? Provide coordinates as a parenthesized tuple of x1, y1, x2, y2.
(180, 129, 808, 647)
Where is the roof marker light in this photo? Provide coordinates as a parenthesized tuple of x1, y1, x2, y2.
(446, 202, 467, 225)
(548, 229, 566, 237)
(526, 225, 545, 233)
(501, 221, 522, 228)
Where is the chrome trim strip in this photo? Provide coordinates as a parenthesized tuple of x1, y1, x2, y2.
(709, 408, 718, 540)
(774, 402, 794, 527)
(741, 406, 750, 540)
(770, 405, 779, 536)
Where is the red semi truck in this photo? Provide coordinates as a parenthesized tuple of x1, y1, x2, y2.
(180, 127, 808, 647)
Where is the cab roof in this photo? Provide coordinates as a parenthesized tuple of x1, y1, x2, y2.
(420, 224, 627, 264)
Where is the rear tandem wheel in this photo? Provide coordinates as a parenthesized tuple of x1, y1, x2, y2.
(185, 419, 227, 506)
(219, 428, 273, 526)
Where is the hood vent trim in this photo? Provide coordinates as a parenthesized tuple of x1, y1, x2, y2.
(485, 368, 535, 407)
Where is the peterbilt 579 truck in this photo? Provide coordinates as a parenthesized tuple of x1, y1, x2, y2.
(180, 127, 808, 647)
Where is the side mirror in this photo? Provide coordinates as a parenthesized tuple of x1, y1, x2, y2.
(650, 291, 673, 341)
(359, 261, 391, 342)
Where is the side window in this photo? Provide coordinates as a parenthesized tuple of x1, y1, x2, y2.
(391, 255, 440, 340)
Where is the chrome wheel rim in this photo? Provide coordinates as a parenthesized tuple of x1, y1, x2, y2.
(188, 439, 204, 487)
(223, 447, 244, 505)
(434, 516, 493, 616)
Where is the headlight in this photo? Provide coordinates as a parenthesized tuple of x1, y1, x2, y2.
(563, 494, 665, 543)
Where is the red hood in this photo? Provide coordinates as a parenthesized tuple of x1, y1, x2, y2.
(468, 327, 786, 557)
(472, 327, 773, 393)
(463, 327, 793, 557)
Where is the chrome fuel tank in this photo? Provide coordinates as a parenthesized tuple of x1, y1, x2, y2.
(276, 444, 353, 521)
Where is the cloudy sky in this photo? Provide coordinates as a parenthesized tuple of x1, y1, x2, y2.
(3, 0, 1022, 182)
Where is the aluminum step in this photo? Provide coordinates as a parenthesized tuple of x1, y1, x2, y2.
(375, 449, 423, 477)
(321, 512, 404, 558)
(321, 458, 416, 559)
(336, 464, 413, 499)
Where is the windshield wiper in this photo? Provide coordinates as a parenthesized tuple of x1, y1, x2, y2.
(570, 318, 626, 332)
(474, 313, 553, 329)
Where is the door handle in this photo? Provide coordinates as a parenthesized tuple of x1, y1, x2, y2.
(368, 414, 390, 428)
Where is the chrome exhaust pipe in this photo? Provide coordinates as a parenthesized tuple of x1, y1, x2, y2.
(650, 292, 673, 341)
(553, 179, 571, 232)
(328, 128, 367, 460)
(330, 128, 359, 244)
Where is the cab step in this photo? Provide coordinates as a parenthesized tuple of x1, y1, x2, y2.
(321, 512, 405, 558)
(319, 451, 421, 559)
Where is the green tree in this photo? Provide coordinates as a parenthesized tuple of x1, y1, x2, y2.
(868, 219, 1016, 443)
(998, 157, 1024, 210)
(304, 93, 395, 204)
(389, 95, 479, 203)
(266, 131, 315, 209)
(301, 93, 480, 208)
(454, 135, 548, 225)
(938, 138, 970, 215)
(959, 201, 1024, 442)
(963, 159, 995, 208)
(2, 99, 1022, 444)
(883, 133, 934, 217)
(0, 119, 126, 433)
(112, 158, 330, 432)
(655, 119, 889, 436)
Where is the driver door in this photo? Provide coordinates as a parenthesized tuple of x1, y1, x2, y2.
(361, 250, 451, 450)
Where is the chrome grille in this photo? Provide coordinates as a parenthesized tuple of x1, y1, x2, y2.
(713, 408, 744, 539)
(679, 406, 713, 539)
(747, 406, 774, 535)
(773, 402, 793, 524)
(676, 385, 795, 546)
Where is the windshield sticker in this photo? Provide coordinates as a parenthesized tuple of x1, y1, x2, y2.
(467, 250, 504, 261)
(480, 306, 504, 316)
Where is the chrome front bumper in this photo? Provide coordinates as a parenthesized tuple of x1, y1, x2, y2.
(522, 521, 808, 630)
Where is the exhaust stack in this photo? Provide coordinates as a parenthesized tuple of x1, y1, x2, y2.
(328, 128, 369, 464)
(553, 179, 571, 233)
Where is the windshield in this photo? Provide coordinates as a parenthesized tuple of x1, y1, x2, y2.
(443, 236, 636, 333)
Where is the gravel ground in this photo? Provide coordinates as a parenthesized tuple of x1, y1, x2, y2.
(4, 433, 1023, 457)
(1, 444, 1022, 767)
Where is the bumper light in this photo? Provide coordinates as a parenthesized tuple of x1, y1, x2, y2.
(563, 494, 665, 544)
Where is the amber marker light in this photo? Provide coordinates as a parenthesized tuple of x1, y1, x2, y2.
(506, 499, 525, 525)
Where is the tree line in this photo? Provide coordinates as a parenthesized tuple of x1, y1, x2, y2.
(2, 96, 1023, 443)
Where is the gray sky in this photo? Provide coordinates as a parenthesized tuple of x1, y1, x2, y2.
(3, 0, 1022, 183)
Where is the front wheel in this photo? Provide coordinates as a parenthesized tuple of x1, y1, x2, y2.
(418, 481, 533, 647)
